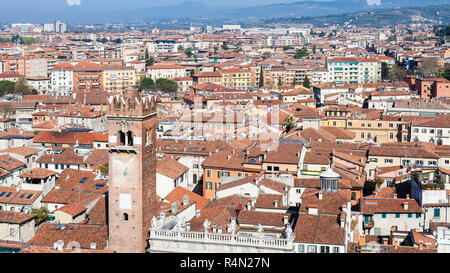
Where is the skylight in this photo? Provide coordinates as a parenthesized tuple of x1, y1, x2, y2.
(79, 177, 88, 184)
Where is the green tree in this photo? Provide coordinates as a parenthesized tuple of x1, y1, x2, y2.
(295, 47, 309, 59)
(312, 44, 316, 54)
(381, 62, 389, 81)
(303, 76, 311, 89)
(283, 46, 293, 51)
(221, 44, 228, 50)
(283, 116, 295, 134)
(389, 65, 407, 82)
(99, 165, 109, 176)
(185, 48, 194, 58)
(258, 66, 264, 88)
(139, 77, 154, 90)
(436, 68, 450, 81)
(31, 207, 49, 223)
(146, 56, 155, 67)
(14, 77, 31, 94)
(0, 80, 15, 96)
(155, 78, 178, 93)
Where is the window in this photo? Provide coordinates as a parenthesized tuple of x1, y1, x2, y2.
(193, 164, 198, 169)
(414, 128, 419, 133)
(351, 192, 356, 200)
(333, 247, 340, 253)
(395, 213, 400, 218)
(416, 213, 420, 218)
(215, 182, 221, 190)
(207, 170, 211, 178)
(307, 245, 317, 253)
(267, 166, 272, 171)
(217, 171, 222, 178)
(274, 166, 279, 172)
(361, 132, 365, 138)
(384, 159, 393, 164)
(10, 228, 15, 236)
(382, 213, 386, 219)
(434, 208, 440, 218)
(390, 133, 394, 139)
(123, 213, 128, 221)
(320, 246, 330, 253)
(297, 244, 305, 253)
(408, 213, 412, 218)
(206, 182, 212, 190)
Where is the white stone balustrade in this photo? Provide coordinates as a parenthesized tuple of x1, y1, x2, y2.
(149, 229, 294, 251)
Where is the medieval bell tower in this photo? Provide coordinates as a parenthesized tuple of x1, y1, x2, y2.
(107, 89, 157, 253)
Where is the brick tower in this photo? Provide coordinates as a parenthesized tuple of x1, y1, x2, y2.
(107, 89, 157, 253)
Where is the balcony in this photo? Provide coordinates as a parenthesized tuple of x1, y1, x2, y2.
(149, 229, 294, 251)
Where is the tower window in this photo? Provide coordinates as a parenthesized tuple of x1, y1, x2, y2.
(119, 131, 126, 145)
(127, 131, 133, 146)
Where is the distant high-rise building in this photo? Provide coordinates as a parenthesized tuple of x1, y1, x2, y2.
(55, 20, 67, 33)
(43, 23, 55, 33)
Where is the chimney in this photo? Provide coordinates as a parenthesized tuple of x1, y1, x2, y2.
(340, 213, 345, 228)
(403, 201, 408, 210)
(54, 240, 64, 252)
(227, 154, 232, 160)
(274, 200, 278, 208)
(318, 191, 323, 200)
(418, 241, 423, 250)
(171, 202, 178, 214)
(195, 209, 201, 218)
(393, 194, 397, 199)
(406, 194, 410, 199)
(186, 223, 191, 231)
(283, 215, 289, 225)
(394, 240, 398, 249)
(383, 238, 388, 245)
(358, 235, 366, 246)
(183, 194, 189, 206)
(90, 243, 96, 250)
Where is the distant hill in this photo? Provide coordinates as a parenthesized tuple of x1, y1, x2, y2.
(257, 4, 450, 27)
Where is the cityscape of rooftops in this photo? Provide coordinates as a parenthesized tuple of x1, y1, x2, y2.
(0, 0, 449, 268)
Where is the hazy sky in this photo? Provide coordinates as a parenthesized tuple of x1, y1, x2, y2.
(1, 0, 338, 9)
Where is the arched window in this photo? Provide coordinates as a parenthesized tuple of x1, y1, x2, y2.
(123, 213, 128, 221)
(119, 131, 126, 146)
(127, 131, 133, 146)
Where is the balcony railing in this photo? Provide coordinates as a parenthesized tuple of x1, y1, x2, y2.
(149, 229, 294, 251)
